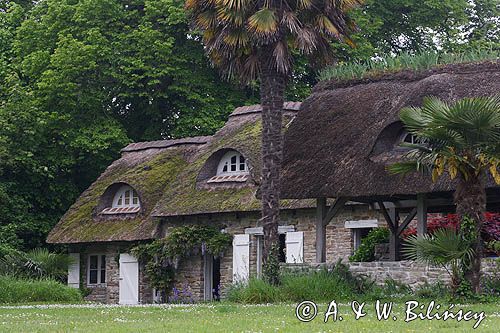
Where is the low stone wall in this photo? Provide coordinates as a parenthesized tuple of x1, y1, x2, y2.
(284, 259, 499, 287)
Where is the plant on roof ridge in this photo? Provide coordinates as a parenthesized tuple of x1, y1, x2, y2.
(319, 48, 499, 82)
(389, 95, 500, 294)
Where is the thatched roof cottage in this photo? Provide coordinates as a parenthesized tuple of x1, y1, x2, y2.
(48, 102, 377, 304)
(48, 60, 499, 304)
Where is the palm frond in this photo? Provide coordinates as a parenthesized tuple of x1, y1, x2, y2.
(248, 8, 278, 36)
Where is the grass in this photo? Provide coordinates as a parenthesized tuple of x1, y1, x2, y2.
(0, 302, 498, 332)
(0, 276, 82, 304)
(319, 48, 499, 82)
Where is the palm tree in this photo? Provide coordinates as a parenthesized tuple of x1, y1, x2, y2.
(185, 0, 361, 283)
(389, 96, 500, 293)
(403, 228, 475, 294)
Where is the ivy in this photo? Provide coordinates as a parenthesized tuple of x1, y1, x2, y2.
(131, 225, 232, 302)
(349, 228, 390, 262)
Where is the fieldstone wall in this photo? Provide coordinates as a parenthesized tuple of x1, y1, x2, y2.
(161, 204, 379, 301)
(286, 259, 499, 287)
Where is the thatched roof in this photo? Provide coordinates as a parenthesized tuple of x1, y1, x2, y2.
(48, 103, 313, 243)
(46, 138, 209, 244)
(151, 103, 316, 217)
(281, 61, 500, 201)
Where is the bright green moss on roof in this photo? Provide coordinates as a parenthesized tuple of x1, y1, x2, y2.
(47, 148, 190, 243)
(152, 116, 316, 217)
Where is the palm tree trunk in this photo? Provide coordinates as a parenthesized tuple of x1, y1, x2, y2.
(454, 173, 486, 293)
(260, 51, 286, 285)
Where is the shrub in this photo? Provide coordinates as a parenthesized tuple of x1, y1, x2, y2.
(226, 278, 281, 304)
(0, 275, 82, 304)
(228, 261, 375, 303)
(0, 248, 74, 281)
(349, 228, 389, 262)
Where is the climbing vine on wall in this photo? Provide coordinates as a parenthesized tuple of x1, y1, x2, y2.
(131, 225, 232, 301)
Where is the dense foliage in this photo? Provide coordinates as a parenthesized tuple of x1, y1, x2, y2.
(0, 247, 73, 281)
(0, 275, 82, 303)
(131, 225, 232, 301)
(349, 228, 389, 262)
(0, 0, 255, 251)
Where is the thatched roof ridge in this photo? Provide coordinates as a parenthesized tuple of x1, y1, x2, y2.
(281, 61, 500, 200)
(315, 60, 500, 92)
(230, 101, 301, 117)
(121, 136, 211, 153)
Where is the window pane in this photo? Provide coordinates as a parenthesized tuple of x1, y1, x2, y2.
(125, 196, 130, 205)
(89, 270, 98, 284)
(89, 255, 98, 269)
(231, 155, 237, 164)
(101, 255, 106, 269)
(133, 197, 138, 205)
(117, 195, 123, 206)
(100, 268, 106, 284)
(231, 164, 236, 171)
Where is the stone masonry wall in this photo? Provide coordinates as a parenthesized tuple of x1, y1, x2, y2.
(287, 259, 499, 288)
(161, 203, 379, 301)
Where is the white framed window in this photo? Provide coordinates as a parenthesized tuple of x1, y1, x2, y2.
(217, 151, 248, 176)
(112, 185, 140, 208)
(401, 131, 418, 144)
(87, 254, 106, 285)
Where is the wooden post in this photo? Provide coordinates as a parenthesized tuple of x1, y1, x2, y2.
(417, 194, 428, 237)
(388, 207, 400, 261)
(316, 197, 327, 263)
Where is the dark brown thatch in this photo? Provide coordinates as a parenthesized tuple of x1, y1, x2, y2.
(281, 61, 500, 201)
(46, 138, 209, 244)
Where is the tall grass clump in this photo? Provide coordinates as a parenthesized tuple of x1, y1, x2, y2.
(226, 278, 281, 303)
(0, 275, 82, 304)
(319, 48, 499, 82)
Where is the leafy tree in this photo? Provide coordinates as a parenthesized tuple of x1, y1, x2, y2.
(389, 96, 500, 293)
(0, 0, 256, 250)
(186, 0, 360, 284)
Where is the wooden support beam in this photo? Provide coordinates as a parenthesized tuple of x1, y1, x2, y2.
(323, 197, 348, 226)
(316, 198, 327, 263)
(417, 194, 428, 237)
(378, 201, 400, 261)
(397, 208, 417, 236)
(388, 208, 400, 261)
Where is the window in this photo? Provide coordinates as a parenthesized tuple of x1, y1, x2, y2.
(88, 255, 106, 285)
(401, 131, 418, 144)
(112, 185, 140, 208)
(216, 151, 248, 176)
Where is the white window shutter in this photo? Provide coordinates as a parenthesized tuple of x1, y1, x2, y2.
(286, 232, 304, 263)
(232, 234, 250, 283)
(68, 253, 80, 288)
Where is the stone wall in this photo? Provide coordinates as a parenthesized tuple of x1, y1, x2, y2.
(161, 203, 379, 301)
(287, 259, 499, 287)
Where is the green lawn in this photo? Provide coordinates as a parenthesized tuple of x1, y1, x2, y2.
(0, 301, 498, 332)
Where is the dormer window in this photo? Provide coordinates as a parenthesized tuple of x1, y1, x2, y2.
(217, 151, 248, 175)
(102, 185, 141, 214)
(401, 131, 418, 145)
(207, 150, 249, 183)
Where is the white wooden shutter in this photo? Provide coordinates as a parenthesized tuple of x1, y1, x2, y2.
(232, 234, 250, 283)
(67, 253, 80, 288)
(286, 231, 304, 263)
